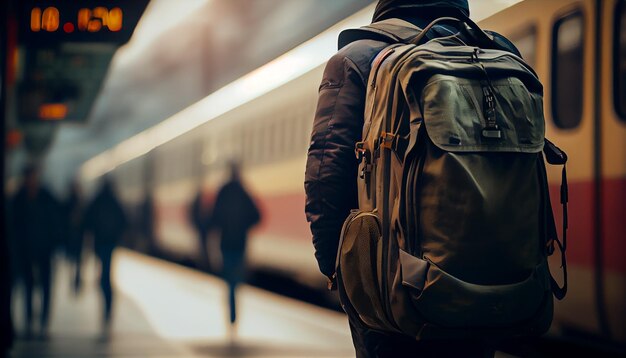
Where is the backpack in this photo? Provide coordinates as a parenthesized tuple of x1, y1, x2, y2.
(335, 16, 569, 340)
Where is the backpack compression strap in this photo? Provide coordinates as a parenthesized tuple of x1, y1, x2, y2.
(543, 138, 569, 300)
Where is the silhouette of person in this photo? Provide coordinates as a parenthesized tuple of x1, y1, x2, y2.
(189, 186, 212, 269)
(10, 165, 61, 338)
(1, 200, 14, 354)
(62, 179, 84, 295)
(211, 162, 260, 336)
(140, 192, 156, 256)
(82, 177, 127, 336)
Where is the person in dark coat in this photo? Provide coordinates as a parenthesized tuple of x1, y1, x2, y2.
(211, 162, 260, 335)
(63, 179, 84, 295)
(304, 1, 521, 357)
(10, 166, 61, 338)
(2, 199, 14, 353)
(82, 177, 127, 335)
(140, 192, 156, 255)
(189, 187, 212, 269)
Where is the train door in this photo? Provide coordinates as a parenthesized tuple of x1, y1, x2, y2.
(599, 0, 626, 341)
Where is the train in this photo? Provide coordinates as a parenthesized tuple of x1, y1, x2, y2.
(79, 0, 625, 345)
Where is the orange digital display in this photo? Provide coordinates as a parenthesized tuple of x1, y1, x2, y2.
(30, 6, 123, 33)
(38, 103, 68, 120)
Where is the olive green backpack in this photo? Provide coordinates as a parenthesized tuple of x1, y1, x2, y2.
(335, 16, 569, 340)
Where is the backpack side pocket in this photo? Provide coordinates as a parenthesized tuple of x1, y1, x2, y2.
(336, 210, 393, 331)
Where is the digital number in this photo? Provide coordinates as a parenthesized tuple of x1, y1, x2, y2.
(30, 8, 41, 32)
(31, 6, 123, 33)
(77, 7, 123, 32)
(31, 7, 60, 32)
(108, 8, 123, 32)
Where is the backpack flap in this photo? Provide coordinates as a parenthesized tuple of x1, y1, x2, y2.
(417, 74, 545, 154)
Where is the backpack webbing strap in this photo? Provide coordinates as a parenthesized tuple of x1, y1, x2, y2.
(543, 138, 568, 300)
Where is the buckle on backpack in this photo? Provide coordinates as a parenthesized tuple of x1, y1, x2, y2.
(546, 238, 555, 255)
(355, 142, 367, 161)
(360, 164, 373, 179)
(380, 132, 395, 150)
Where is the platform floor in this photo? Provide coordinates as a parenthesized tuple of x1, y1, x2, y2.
(8, 249, 356, 358)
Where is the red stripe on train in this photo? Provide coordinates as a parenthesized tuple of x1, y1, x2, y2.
(546, 178, 624, 273)
(154, 178, 625, 273)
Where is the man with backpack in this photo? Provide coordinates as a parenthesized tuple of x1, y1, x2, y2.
(305, 1, 568, 357)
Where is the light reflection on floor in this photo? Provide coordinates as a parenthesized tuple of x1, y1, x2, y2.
(9, 248, 355, 357)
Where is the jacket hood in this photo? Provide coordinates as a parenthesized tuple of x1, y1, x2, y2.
(372, 0, 470, 22)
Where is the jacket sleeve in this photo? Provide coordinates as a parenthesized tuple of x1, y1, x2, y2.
(305, 51, 367, 278)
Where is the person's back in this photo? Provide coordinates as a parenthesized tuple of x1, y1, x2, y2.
(213, 171, 260, 254)
(12, 180, 61, 260)
(63, 181, 84, 294)
(304, 1, 522, 356)
(83, 181, 127, 253)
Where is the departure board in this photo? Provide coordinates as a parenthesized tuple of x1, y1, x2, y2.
(18, 0, 149, 45)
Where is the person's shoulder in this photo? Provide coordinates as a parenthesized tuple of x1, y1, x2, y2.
(484, 30, 522, 57)
(328, 39, 391, 75)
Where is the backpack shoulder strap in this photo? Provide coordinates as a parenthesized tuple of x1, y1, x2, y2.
(543, 138, 569, 300)
(338, 18, 422, 49)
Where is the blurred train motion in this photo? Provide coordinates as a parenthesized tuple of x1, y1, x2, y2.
(79, 0, 625, 346)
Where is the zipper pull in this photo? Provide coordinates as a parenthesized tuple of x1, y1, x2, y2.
(481, 85, 502, 139)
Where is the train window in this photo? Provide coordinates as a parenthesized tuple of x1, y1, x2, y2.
(552, 11, 584, 129)
(272, 120, 279, 160)
(281, 115, 289, 156)
(301, 113, 310, 152)
(616, 1, 626, 121)
(269, 120, 277, 160)
(249, 126, 258, 164)
(510, 26, 537, 69)
(239, 127, 246, 160)
(287, 114, 298, 155)
(261, 123, 269, 162)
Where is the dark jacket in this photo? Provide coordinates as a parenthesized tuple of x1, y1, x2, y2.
(11, 185, 62, 260)
(212, 179, 260, 253)
(304, 4, 520, 278)
(82, 183, 128, 254)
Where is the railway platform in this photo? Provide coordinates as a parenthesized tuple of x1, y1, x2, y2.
(7, 249, 549, 357)
(8, 249, 355, 358)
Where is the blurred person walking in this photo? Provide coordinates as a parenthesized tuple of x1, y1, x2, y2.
(211, 163, 260, 339)
(10, 166, 62, 338)
(62, 179, 84, 295)
(189, 186, 212, 270)
(140, 192, 156, 255)
(1, 201, 14, 355)
(82, 177, 128, 337)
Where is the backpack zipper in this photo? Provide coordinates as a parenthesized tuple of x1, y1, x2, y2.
(413, 48, 538, 79)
